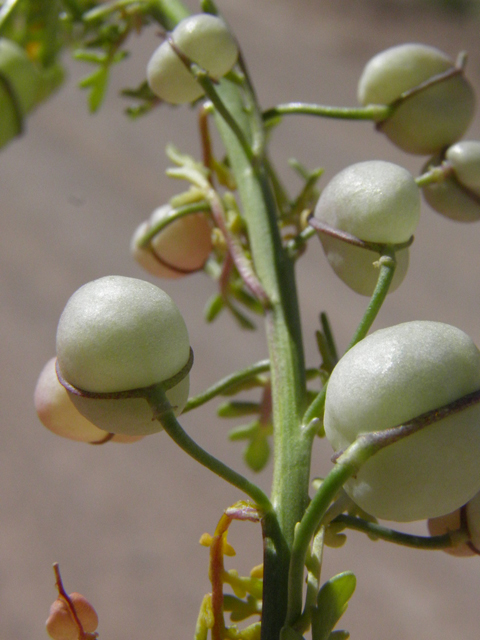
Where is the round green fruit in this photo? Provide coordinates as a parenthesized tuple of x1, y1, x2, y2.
(313, 161, 419, 295)
(324, 321, 480, 522)
(131, 205, 212, 278)
(56, 276, 191, 435)
(423, 142, 480, 222)
(318, 235, 410, 296)
(314, 161, 420, 243)
(147, 14, 238, 104)
(358, 43, 475, 154)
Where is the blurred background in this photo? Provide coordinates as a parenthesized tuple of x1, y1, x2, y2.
(2, 1, 480, 638)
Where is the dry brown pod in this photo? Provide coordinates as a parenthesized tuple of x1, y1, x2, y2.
(46, 592, 98, 640)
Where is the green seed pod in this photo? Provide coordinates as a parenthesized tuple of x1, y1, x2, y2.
(324, 321, 480, 522)
(147, 14, 238, 104)
(313, 161, 420, 295)
(318, 235, 410, 297)
(131, 205, 212, 278)
(0, 38, 41, 148)
(423, 141, 480, 222)
(358, 43, 475, 155)
(56, 276, 191, 436)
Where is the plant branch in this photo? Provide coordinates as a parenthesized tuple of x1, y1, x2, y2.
(183, 359, 270, 413)
(332, 514, 469, 550)
(146, 385, 272, 512)
(263, 102, 392, 123)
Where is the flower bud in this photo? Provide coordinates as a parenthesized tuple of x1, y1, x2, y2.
(313, 161, 420, 295)
(147, 14, 238, 104)
(358, 43, 475, 154)
(56, 276, 191, 436)
(131, 205, 212, 278)
(324, 321, 480, 522)
(46, 593, 98, 640)
(423, 141, 480, 222)
(34, 358, 144, 443)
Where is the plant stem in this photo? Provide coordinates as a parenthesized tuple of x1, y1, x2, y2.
(346, 249, 396, 350)
(302, 249, 397, 426)
(183, 359, 271, 413)
(332, 514, 468, 550)
(263, 102, 392, 123)
(146, 385, 272, 512)
(213, 78, 311, 640)
(149, 0, 190, 30)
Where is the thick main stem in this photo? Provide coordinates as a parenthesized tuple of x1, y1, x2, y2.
(213, 79, 312, 640)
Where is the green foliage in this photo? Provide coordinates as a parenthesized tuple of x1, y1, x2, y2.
(311, 572, 356, 640)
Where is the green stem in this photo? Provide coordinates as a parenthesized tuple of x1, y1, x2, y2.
(415, 162, 453, 188)
(183, 359, 271, 413)
(146, 385, 272, 512)
(213, 78, 311, 640)
(286, 447, 364, 628)
(263, 102, 392, 123)
(135, 201, 210, 247)
(346, 249, 396, 350)
(302, 249, 397, 426)
(148, 0, 190, 29)
(332, 514, 468, 550)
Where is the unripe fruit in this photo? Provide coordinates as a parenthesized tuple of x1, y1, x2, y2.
(423, 141, 480, 222)
(324, 321, 480, 522)
(46, 593, 98, 640)
(313, 161, 420, 295)
(147, 14, 238, 104)
(358, 43, 475, 154)
(131, 205, 212, 278)
(0, 38, 41, 148)
(318, 236, 410, 296)
(34, 358, 144, 443)
(56, 276, 191, 436)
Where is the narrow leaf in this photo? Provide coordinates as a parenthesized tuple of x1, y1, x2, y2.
(311, 572, 356, 640)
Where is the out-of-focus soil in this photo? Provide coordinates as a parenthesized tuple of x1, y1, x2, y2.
(2, 1, 480, 639)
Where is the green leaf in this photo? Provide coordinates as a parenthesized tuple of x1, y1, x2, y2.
(228, 421, 259, 442)
(73, 49, 108, 63)
(311, 572, 356, 640)
(78, 65, 109, 112)
(218, 400, 261, 418)
(329, 632, 350, 640)
(204, 293, 224, 322)
(280, 627, 305, 640)
(244, 433, 270, 472)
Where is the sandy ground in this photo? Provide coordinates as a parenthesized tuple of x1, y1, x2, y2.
(2, 1, 480, 639)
